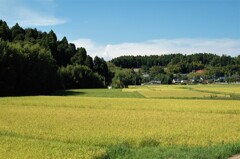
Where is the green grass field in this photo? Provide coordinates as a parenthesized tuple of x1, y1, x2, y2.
(0, 84, 240, 158)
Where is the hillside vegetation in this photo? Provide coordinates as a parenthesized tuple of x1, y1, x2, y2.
(1, 19, 240, 94)
(0, 20, 111, 95)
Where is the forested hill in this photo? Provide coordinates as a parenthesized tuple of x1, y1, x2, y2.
(0, 20, 111, 95)
(111, 54, 240, 74)
(1, 19, 240, 94)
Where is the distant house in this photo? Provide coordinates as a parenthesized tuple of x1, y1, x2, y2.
(142, 80, 161, 85)
(216, 77, 227, 82)
(172, 79, 181, 84)
(133, 68, 140, 73)
(150, 80, 161, 84)
(181, 80, 188, 84)
(142, 73, 150, 78)
(196, 70, 205, 73)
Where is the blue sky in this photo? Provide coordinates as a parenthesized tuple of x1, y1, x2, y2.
(0, 0, 240, 59)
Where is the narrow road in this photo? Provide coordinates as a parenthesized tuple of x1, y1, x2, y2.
(228, 154, 240, 159)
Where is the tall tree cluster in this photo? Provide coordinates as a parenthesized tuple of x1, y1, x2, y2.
(1, 20, 239, 92)
(110, 54, 240, 87)
(0, 20, 111, 95)
(111, 54, 240, 76)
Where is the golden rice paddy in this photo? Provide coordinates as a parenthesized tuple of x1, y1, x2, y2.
(0, 85, 240, 158)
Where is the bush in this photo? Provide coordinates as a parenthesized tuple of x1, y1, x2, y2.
(59, 64, 104, 89)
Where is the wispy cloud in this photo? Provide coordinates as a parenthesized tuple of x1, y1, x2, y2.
(72, 38, 240, 60)
(17, 8, 66, 27)
(0, 0, 66, 27)
(72, 39, 112, 60)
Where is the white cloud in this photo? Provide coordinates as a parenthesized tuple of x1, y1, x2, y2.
(0, 0, 65, 27)
(71, 39, 112, 60)
(17, 8, 66, 27)
(72, 38, 240, 61)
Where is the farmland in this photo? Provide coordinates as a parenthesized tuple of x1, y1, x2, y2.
(0, 85, 240, 158)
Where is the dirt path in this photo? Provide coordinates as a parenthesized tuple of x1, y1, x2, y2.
(228, 154, 240, 159)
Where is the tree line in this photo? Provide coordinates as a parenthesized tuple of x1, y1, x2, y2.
(1, 19, 240, 93)
(0, 20, 111, 95)
(111, 54, 240, 76)
(110, 53, 240, 87)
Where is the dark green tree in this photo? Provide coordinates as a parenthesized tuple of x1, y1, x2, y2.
(0, 20, 11, 41)
(149, 66, 165, 79)
(55, 37, 75, 67)
(93, 56, 110, 85)
(111, 69, 141, 88)
(24, 28, 38, 42)
(71, 47, 87, 65)
(60, 65, 104, 88)
(0, 41, 59, 95)
(11, 23, 25, 41)
(85, 55, 94, 69)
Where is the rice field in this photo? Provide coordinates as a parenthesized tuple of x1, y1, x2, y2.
(191, 84, 240, 96)
(0, 84, 240, 158)
(123, 85, 232, 99)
